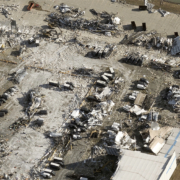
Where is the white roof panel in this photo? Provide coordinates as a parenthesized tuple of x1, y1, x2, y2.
(159, 128, 180, 158)
(111, 150, 168, 180)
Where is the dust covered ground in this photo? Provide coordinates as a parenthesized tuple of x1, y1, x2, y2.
(0, 0, 180, 179)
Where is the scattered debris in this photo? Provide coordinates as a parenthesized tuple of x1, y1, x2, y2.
(159, 8, 170, 17)
(10, 68, 27, 84)
(47, 6, 121, 36)
(27, 1, 42, 11)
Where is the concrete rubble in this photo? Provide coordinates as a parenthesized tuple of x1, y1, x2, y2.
(140, 125, 172, 154)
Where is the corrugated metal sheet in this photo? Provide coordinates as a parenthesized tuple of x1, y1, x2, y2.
(111, 150, 169, 180)
(159, 128, 180, 158)
(171, 36, 180, 55)
(149, 137, 165, 155)
(159, 152, 177, 180)
(134, 93, 146, 107)
(104, 146, 119, 156)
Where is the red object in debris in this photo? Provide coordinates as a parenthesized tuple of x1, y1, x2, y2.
(27, 3, 34, 11)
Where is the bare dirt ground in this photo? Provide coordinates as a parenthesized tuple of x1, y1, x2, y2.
(171, 161, 180, 180)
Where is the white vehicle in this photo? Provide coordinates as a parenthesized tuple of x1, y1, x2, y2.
(101, 75, 109, 83)
(137, 84, 146, 90)
(109, 67, 115, 74)
(49, 80, 59, 87)
(42, 168, 55, 176)
(96, 80, 107, 87)
(123, 105, 132, 112)
(41, 172, 52, 179)
(49, 132, 62, 138)
(129, 95, 136, 101)
(104, 73, 114, 80)
(54, 157, 63, 162)
(73, 134, 82, 140)
(49, 162, 61, 170)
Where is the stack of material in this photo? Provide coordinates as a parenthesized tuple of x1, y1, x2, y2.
(166, 85, 180, 113)
(0, 86, 18, 106)
(124, 53, 147, 66)
(86, 44, 116, 59)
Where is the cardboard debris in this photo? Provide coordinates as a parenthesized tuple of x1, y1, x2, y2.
(130, 105, 147, 116)
(149, 137, 165, 154)
(134, 93, 147, 107)
(140, 126, 173, 143)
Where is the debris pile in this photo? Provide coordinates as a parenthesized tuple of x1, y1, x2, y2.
(73, 67, 94, 76)
(128, 32, 173, 52)
(0, 139, 8, 158)
(140, 124, 172, 154)
(10, 68, 27, 84)
(47, 5, 121, 36)
(26, 89, 43, 116)
(114, 131, 136, 149)
(68, 68, 116, 141)
(9, 117, 29, 130)
(91, 130, 136, 157)
(9, 89, 45, 130)
(123, 52, 174, 72)
(85, 44, 116, 59)
(69, 100, 115, 135)
(0, 86, 18, 106)
(165, 85, 180, 113)
(124, 53, 147, 66)
(0, 20, 46, 52)
(123, 78, 149, 116)
(150, 59, 172, 72)
(147, 3, 154, 13)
